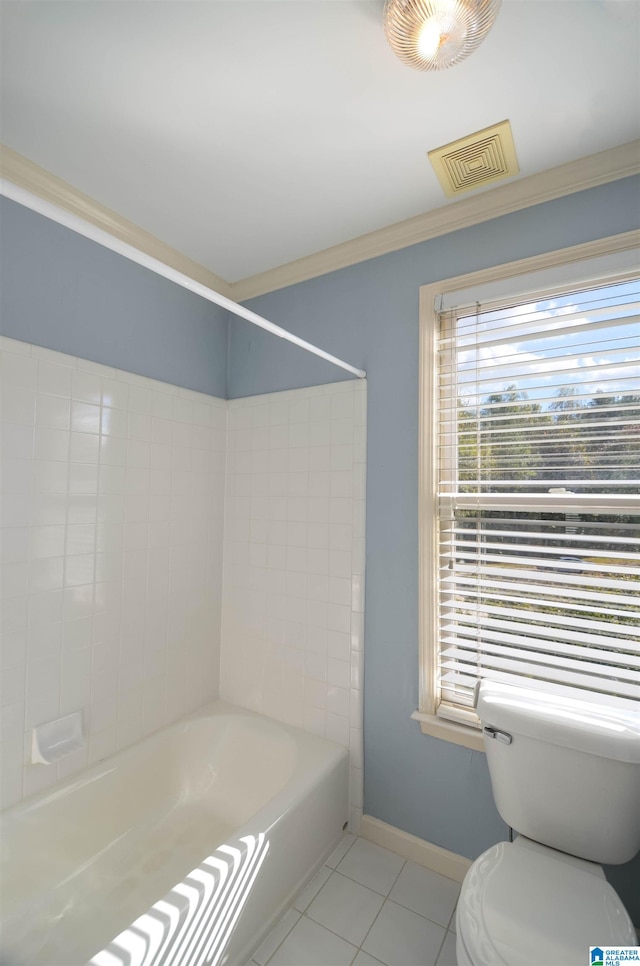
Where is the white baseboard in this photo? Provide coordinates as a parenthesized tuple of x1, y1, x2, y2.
(360, 815, 472, 884)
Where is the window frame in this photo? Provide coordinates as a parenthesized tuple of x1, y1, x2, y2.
(415, 229, 640, 751)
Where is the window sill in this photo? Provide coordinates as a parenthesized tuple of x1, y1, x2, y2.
(411, 710, 485, 752)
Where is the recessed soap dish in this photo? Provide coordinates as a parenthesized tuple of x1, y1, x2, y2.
(31, 711, 85, 765)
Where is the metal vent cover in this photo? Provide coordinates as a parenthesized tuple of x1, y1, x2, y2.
(428, 120, 519, 197)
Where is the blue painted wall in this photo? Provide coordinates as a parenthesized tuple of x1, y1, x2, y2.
(227, 176, 640, 921)
(0, 197, 228, 396)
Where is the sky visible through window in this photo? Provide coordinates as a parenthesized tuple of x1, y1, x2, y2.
(451, 277, 639, 493)
(457, 278, 638, 404)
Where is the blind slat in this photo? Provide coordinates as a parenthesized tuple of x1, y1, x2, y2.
(440, 565, 637, 596)
(441, 553, 640, 578)
(440, 617, 639, 656)
(440, 643, 640, 677)
(440, 536, 640, 562)
(442, 526, 640, 548)
(440, 663, 639, 700)
(446, 307, 640, 349)
(440, 663, 640, 700)
(441, 601, 640, 640)
(440, 583, 638, 616)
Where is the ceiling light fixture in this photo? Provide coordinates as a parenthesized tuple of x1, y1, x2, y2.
(384, 0, 502, 72)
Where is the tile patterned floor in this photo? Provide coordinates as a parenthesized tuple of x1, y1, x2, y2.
(248, 835, 459, 966)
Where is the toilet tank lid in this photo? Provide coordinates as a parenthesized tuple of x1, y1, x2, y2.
(476, 681, 640, 763)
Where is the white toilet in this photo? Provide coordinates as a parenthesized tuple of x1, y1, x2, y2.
(456, 680, 640, 966)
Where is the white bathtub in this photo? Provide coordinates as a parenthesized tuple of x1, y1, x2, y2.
(0, 701, 349, 966)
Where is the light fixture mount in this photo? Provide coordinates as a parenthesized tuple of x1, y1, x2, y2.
(384, 0, 502, 72)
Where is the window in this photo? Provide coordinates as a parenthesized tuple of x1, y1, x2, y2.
(416, 235, 640, 748)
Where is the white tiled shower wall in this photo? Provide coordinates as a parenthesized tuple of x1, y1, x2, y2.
(0, 337, 227, 808)
(221, 382, 366, 832)
(1, 338, 367, 826)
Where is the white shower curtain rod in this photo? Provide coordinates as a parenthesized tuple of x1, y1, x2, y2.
(0, 179, 366, 380)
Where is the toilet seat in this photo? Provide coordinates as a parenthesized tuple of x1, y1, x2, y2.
(457, 838, 636, 966)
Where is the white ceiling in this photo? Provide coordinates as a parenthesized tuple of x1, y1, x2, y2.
(1, 0, 639, 283)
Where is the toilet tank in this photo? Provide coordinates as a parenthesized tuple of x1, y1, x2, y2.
(476, 681, 640, 865)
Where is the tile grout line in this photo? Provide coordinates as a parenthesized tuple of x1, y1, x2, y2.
(301, 865, 391, 952)
(254, 837, 459, 966)
(327, 832, 358, 870)
(432, 923, 449, 966)
(345, 852, 408, 965)
(261, 834, 359, 965)
(260, 908, 302, 966)
(299, 911, 361, 957)
(332, 852, 407, 963)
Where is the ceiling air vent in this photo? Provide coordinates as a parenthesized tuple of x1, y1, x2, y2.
(428, 120, 519, 198)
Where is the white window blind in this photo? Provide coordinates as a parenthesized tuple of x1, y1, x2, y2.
(436, 273, 640, 722)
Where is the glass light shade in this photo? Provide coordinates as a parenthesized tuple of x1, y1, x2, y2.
(384, 0, 502, 72)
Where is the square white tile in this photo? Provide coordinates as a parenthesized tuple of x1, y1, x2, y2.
(294, 866, 332, 912)
(362, 899, 446, 966)
(325, 833, 356, 869)
(435, 930, 457, 966)
(306, 871, 384, 946)
(336, 837, 404, 896)
(353, 952, 387, 966)
(252, 908, 301, 966)
(389, 861, 460, 927)
(268, 915, 357, 966)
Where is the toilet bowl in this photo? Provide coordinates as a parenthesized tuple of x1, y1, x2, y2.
(455, 837, 636, 966)
(455, 681, 640, 966)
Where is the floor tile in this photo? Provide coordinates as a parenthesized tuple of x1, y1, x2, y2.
(294, 865, 332, 912)
(336, 837, 404, 896)
(268, 916, 357, 966)
(436, 930, 458, 966)
(252, 837, 463, 966)
(252, 908, 301, 966)
(353, 951, 387, 966)
(306, 871, 384, 946)
(362, 899, 446, 966)
(389, 861, 460, 926)
(449, 903, 457, 933)
(325, 833, 356, 868)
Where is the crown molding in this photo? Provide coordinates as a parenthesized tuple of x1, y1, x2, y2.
(0, 144, 232, 298)
(3, 140, 638, 307)
(230, 139, 640, 302)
